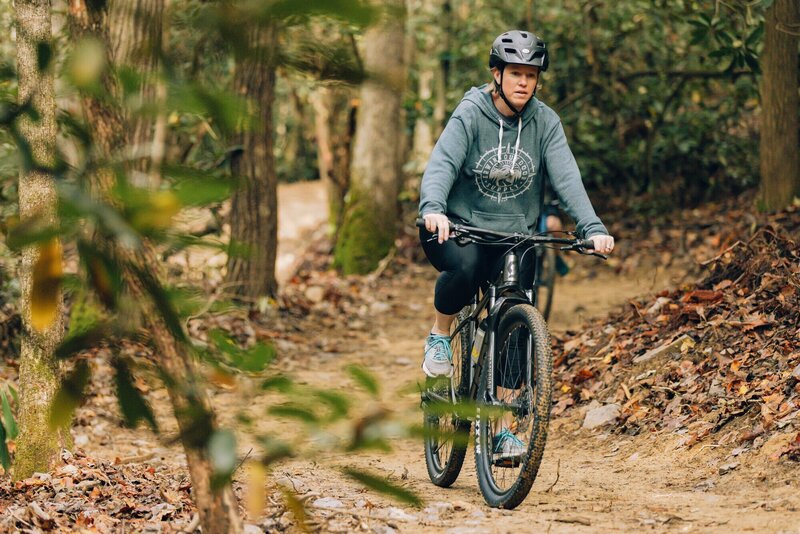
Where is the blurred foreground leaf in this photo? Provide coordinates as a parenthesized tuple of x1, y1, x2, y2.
(245, 461, 267, 519)
(0, 387, 18, 440)
(343, 467, 422, 506)
(409, 423, 470, 449)
(209, 329, 275, 372)
(113, 358, 158, 431)
(0, 420, 9, 472)
(30, 239, 63, 332)
(313, 389, 350, 420)
(49, 360, 90, 430)
(4, 218, 60, 250)
(268, 403, 318, 424)
(59, 184, 141, 248)
(55, 324, 110, 360)
(130, 263, 187, 344)
(345, 364, 379, 397)
(36, 41, 53, 73)
(168, 85, 248, 135)
(67, 37, 107, 93)
(257, 435, 294, 465)
(78, 240, 123, 309)
(281, 488, 310, 533)
(124, 190, 182, 234)
(284, 40, 365, 83)
(260, 374, 294, 392)
(208, 429, 237, 488)
(264, 0, 377, 26)
(164, 164, 234, 206)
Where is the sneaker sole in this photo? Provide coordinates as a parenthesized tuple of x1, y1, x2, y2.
(421, 360, 454, 378)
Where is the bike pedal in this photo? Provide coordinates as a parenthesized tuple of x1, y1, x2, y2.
(493, 456, 522, 468)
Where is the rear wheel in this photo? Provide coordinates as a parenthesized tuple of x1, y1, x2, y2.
(423, 306, 473, 487)
(474, 304, 552, 508)
(535, 247, 557, 321)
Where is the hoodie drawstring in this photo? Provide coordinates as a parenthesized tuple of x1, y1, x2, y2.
(497, 116, 522, 170)
(497, 119, 504, 160)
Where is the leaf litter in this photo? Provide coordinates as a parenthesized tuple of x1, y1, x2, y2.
(552, 202, 799, 463)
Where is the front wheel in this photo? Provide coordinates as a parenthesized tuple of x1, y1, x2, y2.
(474, 304, 552, 509)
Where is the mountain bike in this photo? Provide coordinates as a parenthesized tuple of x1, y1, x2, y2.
(419, 218, 605, 509)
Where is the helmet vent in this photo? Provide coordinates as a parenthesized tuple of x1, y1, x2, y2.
(521, 32, 528, 38)
(504, 48, 517, 54)
(501, 38, 513, 43)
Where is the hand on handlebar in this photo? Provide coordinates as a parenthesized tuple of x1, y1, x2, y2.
(423, 213, 451, 244)
(589, 234, 615, 255)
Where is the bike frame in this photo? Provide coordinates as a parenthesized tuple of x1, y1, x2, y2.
(450, 250, 530, 407)
(439, 222, 601, 414)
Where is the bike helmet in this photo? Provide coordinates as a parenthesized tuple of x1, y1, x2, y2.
(489, 30, 549, 71)
(488, 30, 549, 116)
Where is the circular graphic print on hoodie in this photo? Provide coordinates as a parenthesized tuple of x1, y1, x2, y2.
(473, 145, 536, 202)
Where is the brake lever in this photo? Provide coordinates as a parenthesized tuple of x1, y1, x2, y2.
(425, 231, 468, 245)
(559, 244, 608, 260)
(582, 250, 608, 260)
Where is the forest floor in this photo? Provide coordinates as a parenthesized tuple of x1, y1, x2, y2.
(1, 182, 799, 533)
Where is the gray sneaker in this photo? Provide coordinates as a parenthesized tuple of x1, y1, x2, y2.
(422, 333, 453, 377)
(493, 428, 526, 466)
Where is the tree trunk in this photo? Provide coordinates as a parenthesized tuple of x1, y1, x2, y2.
(409, 0, 445, 174)
(225, 25, 279, 300)
(758, 0, 799, 211)
(411, 68, 434, 171)
(311, 85, 355, 235)
(334, 4, 405, 274)
(109, 0, 167, 186)
(14, 0, 68, 480)
(67, 2, 242, 532)
(433, 0, 451, 136)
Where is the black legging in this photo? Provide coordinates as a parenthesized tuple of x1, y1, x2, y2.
(419, 228, 537, 315)
(420, 228, 536, 390)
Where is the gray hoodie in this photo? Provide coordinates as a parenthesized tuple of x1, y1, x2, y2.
(419, 85, 607, 238)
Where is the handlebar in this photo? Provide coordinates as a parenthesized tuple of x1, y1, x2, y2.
(415, 217, 607, 259)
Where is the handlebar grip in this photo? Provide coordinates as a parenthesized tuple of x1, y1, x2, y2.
(576, 238, 595, 249)
(415, 217, 454, 231)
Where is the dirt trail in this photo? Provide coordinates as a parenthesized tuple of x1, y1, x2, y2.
(75, 182, 798, 532)
(252, 265, 798, 533)
(276, 181, 329, 284)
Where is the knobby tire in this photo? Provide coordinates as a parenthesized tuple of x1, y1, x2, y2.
(474, 304, 553, 509)
(423, 306, 473, 487)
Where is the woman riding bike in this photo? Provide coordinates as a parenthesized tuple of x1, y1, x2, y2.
(418, 30, 615, 460)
